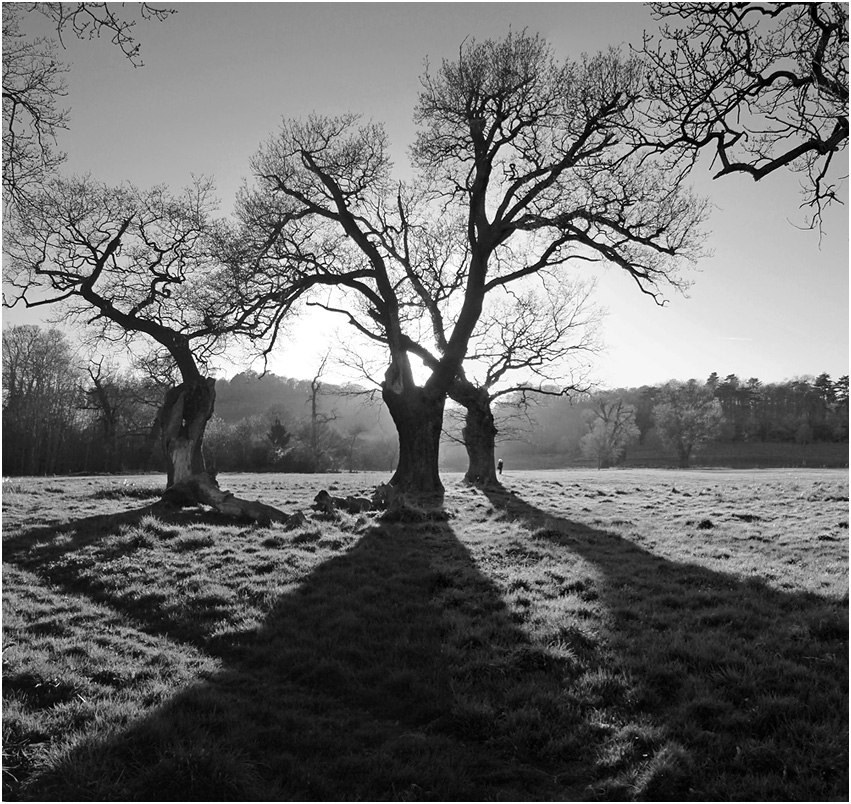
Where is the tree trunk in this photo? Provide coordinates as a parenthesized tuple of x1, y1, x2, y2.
(383, 383, 445, 494)
(462, 408, 499, 485)
(160, 471, 302, 527)
(158, 377, 216, 487)
(157, 376, 296, 525)
(451, 377, 499, 487)
(461, 400, 499, 487)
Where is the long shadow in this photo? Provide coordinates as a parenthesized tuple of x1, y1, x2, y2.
(3, 502, 229, 559)
(3, 504, 256, 646)
(4, 486, 847, 800)
(480, 484, 849, 801)
(5, 505, 590, 801)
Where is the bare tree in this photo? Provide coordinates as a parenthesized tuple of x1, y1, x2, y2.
(2, 2, 174, 213)
(2, 324, 83, 475)
(28, 3, 175, 66)
(640, 2, 848, 229)
(80, 358, 163, 472)
(3, 175, 295, 522)
(2, 7, 67, 214)
(447, 277, 602, 485)
(242, 31, 708, 493)
(654, 380, 724, 468)
(420, 276, 601, 485)
(342, 422, 368, 473)
(580, 394, 640, 469)
(327, 233, 602, 485)
(303, 352, 339, 471)
(83, 358, 123, 472)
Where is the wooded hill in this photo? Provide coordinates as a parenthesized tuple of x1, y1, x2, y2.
(2, 327, 847, 475)
(480, 373, 849, 471)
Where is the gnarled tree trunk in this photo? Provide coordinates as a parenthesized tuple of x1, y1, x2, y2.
(157, 375, 296, 525)
(451, 376, 499, 487)
(383, 382, 445, 495)
(461, 402, 499, 485)
(159, 377, 216, 487)
(160, 470, 299, 526)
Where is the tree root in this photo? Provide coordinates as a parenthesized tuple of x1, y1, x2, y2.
(159, 472, 301, 527)
(157, 476, 448, 529)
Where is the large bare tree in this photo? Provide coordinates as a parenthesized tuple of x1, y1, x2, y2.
(242, 31, 708, 493)
(640, 2, 848, 229)
(3, 175, 296, 522)
(2, 2, 174, 214)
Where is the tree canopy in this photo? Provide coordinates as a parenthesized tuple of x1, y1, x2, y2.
(241, 30, 708, 491)
(2, 2, 174, 213)
(3, 175, 258, 379)
(641, 2, 848, 228)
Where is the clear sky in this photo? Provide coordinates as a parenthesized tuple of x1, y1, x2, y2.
(3, 1, 848, 389)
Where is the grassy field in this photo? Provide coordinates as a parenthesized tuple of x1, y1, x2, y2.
(2, 468, 848, 801)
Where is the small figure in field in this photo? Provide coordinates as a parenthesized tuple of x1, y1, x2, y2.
(497, 458, 504, 476)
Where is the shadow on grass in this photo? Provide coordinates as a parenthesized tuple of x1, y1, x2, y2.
(5, 504, 591, 801)
(3, 503, 228, 560)
(3, 504, 260, 648)
(4, 487, 848, 801)
(480, 484, 849, 801)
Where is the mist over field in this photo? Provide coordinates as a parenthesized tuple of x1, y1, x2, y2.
(3, 347, 848, 478)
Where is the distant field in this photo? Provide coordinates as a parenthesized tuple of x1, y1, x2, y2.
(478, 442, 850, 471)
(2, 468, 848, 801)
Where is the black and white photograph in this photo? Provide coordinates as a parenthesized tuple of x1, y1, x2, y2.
(2, 1, 847, 800)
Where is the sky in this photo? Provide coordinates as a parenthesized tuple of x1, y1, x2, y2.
(3, 0, 848, 390)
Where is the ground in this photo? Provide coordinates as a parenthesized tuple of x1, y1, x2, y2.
(2, 468, 848, 801)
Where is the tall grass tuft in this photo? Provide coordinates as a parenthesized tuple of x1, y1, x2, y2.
(91, 481, 163, 500)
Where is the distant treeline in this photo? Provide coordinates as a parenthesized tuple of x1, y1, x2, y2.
(1, 326, 399, 477)
(481, 372, 849, 471)
(1, 326, 848, 476)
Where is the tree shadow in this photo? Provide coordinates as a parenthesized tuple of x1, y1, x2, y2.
(3, 501, 319, 667)
(3, 502, 230, 560)
(5, 504, 592, 801)
(4, 486, 847, 801)
(480, 484, 848, 800)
